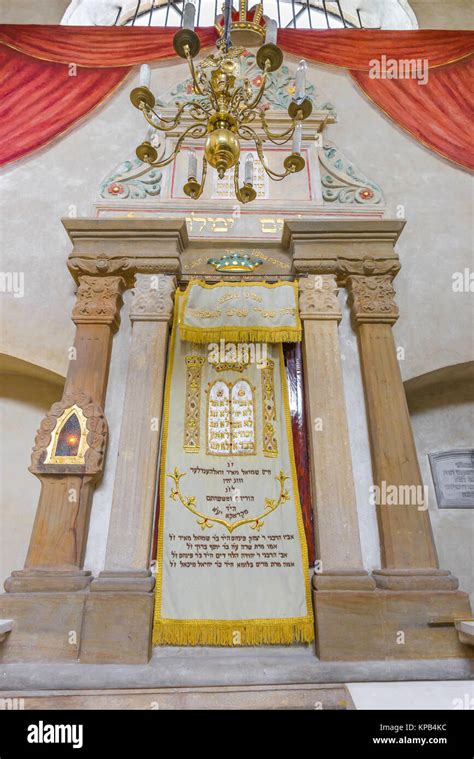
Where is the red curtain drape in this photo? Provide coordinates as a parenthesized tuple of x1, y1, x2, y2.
(0, 25, 473, 170)
(351, 56, 474, 171)
(0, 25, 218, 66)
(0, 46, 130, 167)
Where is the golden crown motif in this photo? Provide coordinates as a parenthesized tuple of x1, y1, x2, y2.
(215, 2, 266, 45)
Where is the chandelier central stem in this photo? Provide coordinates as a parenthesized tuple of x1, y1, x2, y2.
(129, 2, 313, 204)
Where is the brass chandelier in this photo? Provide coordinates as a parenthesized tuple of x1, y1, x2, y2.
(129, 1, 312, 203)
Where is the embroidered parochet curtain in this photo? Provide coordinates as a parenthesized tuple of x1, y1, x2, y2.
(153, 285, 313, 645)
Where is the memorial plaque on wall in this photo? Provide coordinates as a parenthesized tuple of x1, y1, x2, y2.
(429, 449, 474, 508)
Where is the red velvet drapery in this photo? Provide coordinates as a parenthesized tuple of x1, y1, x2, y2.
(0, 25, 473, 170)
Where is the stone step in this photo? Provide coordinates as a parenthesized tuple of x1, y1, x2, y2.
(0, 683, 353, 710)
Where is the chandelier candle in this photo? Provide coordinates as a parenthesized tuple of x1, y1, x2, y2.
(295, 60, 307, 102)
(183, 0, 196, 31)
(244, 154, 254, 186)
(292, 123, 302, 154)
(265, 18, 278, 45)
(187, 150, 198, 180)
(139, 64, 151, 89)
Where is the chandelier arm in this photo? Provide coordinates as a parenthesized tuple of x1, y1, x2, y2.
(236, 123, 260, 143)
(158, 99, 211, 123)
(239, 63, 270, 115)
(185, 53, 219, 113)
(259, 113, 296, 144)
(189, 102, 213, 120)
(253, 135, 292, 182)
(233, 162, 241, 200)
(184, 48, 206, 98)
(140, 101, 207, 133)
(142, 123, 208, 169)
(240, 109, 257, 126)
(194, 157, 208, 200)
(229, 87, 245, 116)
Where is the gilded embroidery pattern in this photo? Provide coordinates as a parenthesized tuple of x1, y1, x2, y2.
(168, 467, 289, 533)
(184, 356, 205, 452)
(261, 359, 278, 457)
(253, 306, 297, 319)
(186, 308, 221, 319)
(206, 378, 256, 456)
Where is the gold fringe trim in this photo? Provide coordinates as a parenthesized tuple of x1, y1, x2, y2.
(153, 619, 314, 646)
(179, 326, 302, 344)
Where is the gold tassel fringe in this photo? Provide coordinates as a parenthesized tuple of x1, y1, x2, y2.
(153, 619, 314, 646)
(179, 326, 302, 344)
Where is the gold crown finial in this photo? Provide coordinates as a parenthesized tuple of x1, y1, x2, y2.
(216, 2, 266, 46)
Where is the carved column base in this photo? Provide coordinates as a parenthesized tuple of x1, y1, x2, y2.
(91, 570, 155, 593)
(313, 589, 473, 661)
(372, 568, 459, 591)
(4, 569, 92, 593)
(313, 570, 376, 591)
(79, 591, 154, 664)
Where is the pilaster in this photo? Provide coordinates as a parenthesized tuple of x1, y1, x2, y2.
(346, 274, 458, 591)
(98, 273, 176, 582)
(80, 273, 179, 663)
(299, 274, 374, 592)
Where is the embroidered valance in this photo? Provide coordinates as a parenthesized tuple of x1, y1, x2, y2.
(180, 280, 302, 344)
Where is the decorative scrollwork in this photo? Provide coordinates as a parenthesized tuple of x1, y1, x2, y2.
(168, 467, 289, 533)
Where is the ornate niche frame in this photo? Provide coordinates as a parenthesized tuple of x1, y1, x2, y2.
(30, 391, 108, 477)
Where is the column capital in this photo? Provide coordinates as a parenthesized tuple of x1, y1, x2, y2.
(299, 274, 342, 321)
(72, 275, 125, 332)
(346, 274, 399, 326)
(63, 218, 185, 286)
(130, 274, 176, 323)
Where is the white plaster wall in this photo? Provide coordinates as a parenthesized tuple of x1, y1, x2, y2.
(339, 297, 381, 571)
(408, 385, 474, 605)
(0, 372, 64, 588)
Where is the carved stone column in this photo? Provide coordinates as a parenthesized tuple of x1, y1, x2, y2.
(80, 274, 176, 664)
(96, 274, 176, 587)
(5, 276, 125, 594)
(347, 274, 457, 591)
(299, 275, 374, 592)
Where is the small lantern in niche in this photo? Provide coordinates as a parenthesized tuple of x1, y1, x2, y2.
(44, 404, 88, 465)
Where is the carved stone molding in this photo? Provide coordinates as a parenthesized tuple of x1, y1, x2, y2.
(68, 255, 132, 279)
(299, 274, 342, 321)
(64, 219, 186, 287)
(292, 256, 401, 281)
(72, 275, 125, 332)
(346, 274, 399, 325)
(130, 274, 176, 322)
(338, 255, 400, 283)
(283, 219, 404, 282)
(30, 391, 108, 476)
(68, 256, 179, 286)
